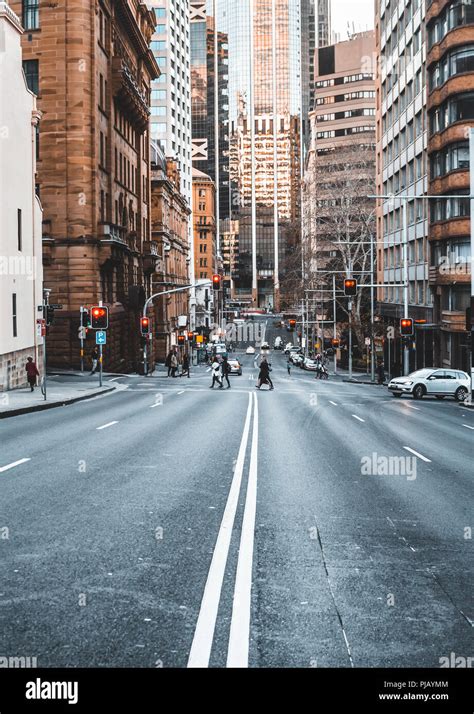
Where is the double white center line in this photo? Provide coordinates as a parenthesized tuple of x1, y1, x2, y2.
(188, 391, 258, 668)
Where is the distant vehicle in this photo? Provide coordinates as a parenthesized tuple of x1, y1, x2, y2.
(246, 346, 256, 355)
(289, 351, 304, 366)
(214, 343, 227, 355)
(228, 358, 242, 376)
(260, 341, 270, 351)
(302, 358, 318, 371)
(388, 368, 470, 400)
(274, 336, 283, 349)
(284, 342, 294, 354)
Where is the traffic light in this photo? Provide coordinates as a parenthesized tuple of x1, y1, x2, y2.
(81, 308, 90, 328)
(91, 306, 109, 329)
(177, 335, 185, 345)
(344, 278, 357, 296)
(188, 331, 194, 342)
(331, 338, 340, 347)
(289, 319, 296, 331)
(140, 316, 150, 335)
(400, 318, 414, 336)
(212, 274, 221, 291)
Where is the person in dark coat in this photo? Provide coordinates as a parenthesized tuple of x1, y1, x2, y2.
(165, 350, 173, 377)
(221, 356, 231, 388)
(25, 357, 39, 392)
(181, 354, 190, 378)
(90, 347, 99, 375)
(377, 360, 385, 385)
(256, 357, 273, 390)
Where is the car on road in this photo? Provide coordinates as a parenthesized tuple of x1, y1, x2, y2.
(284, 342, 294, 354)
(274, 336, 283, 349)
(228, 359, 242, 376)
(302, 358, 318, 371)
(246, 346, 256, 355)
(260, 341, 270, 351)
(289, 352, 304, 367)
(388, 368, 471, 401)
(213, 343, 227, 357)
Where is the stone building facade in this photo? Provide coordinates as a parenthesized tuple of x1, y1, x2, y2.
(11, 0, 160, 372)
(150, 144, 191, 362)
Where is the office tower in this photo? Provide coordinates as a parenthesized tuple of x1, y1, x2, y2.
(375, 0, 433, 374)
(190, 0, 230, 222)
(12, 0, 160, 371)
(226, 0, 303, 308)
(148, 0, 193, 208)
(426, 0, 474, 370)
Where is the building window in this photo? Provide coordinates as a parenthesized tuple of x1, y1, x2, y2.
(22, 0, 39, 30)
(22, 59, 39, 95)
(17, 209, 22, 251)
(12, 293, 17, 338)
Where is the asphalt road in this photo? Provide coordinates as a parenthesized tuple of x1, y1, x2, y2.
(0, 318, 472, 668)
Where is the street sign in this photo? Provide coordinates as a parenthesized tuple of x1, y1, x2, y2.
(96, 331, 107, 345)
(49, 304, 63, 310)
(196, 335, 203, 344)
(78, 327, 87, 340)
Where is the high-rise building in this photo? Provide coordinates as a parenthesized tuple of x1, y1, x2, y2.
(225, 0, 303, 308)
(426, 0, 474, 371)
(11, 0, 160, 372)
(148, 0, 193, 208)
(301, 0, 331, 152)
(0, 1, 43, 391)
(375, 0, 433, 375)
(192, 167, 216, 327)
(190, 1, 230, 222)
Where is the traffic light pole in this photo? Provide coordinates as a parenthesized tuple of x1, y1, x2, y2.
(470, 129, 474, 401)
(99, 344, 103, 388)
(80, 306, 84, 373)
(142, 280, 213, 376)
(42, 289, 50, 401)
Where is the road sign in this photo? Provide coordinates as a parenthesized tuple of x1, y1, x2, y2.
(96, 331, 107, 345)
(49, 304, 63, 310)
(78, 327, 87, 340)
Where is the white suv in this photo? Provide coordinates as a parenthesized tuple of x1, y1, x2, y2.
(388, 368, 470, 401)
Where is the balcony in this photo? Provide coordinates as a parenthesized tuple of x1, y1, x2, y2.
(429, 264, 471, 285)
(112, 56, 149, 131)
(99, 222, 128, 246)
(440, 310, 467, 332)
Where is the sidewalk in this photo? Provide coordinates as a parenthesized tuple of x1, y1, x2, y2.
(330, 368, 387, 386)
(0, 376, 116, 419)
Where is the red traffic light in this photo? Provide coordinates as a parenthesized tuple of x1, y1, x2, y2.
(140, 316, 150, 335)
(177, 335, 185, 345)
(289, 319, 296, 330)
(188, 331, 194, 340)
(400, 318, 414, 336)
(331, 338, 340, 347)
(91, 306, 108, 329)
(344, 278, 357, 296)
(212, 274, 221, 290)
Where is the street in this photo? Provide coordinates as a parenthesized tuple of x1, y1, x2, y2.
(0, 318, 472, 669)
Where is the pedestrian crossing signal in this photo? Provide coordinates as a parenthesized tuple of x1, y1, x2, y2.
(140, 317, 150, 335)
(344, 279, 357, 296)
(400, 318, 414, 336)
(91, 306, 108, 329)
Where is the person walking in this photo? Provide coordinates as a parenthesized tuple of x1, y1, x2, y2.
(25, 357, 39, 392)
(256, 357, 274, 390)
(181, 353, 190, 378)
(221, 356, 231, 389)
(90, 347, 99, 375)
(165, 350, 173, 377)
(170, 350, 178, 378)
(377, 360, 385, 385)
(210, 358, 223, 389)
(287, 357, 291, 376)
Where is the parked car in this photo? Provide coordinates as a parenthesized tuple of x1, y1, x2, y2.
(388, 368, 470, 401)
(228, 359, 242, 376)
(246, 346, 256, 355)
(290, 352, 304, 367)
(284, 343, 294, 354)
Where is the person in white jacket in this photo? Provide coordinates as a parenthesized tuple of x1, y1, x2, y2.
(210, 359, 223, 389)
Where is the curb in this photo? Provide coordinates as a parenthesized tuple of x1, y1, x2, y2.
(342, 379, 387, 386)
(0, 386, 116, 419)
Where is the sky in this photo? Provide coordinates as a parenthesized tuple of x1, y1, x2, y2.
(331, 0, 375, 41)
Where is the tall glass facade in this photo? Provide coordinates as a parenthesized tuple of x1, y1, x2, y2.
(223, 0, 304, 304)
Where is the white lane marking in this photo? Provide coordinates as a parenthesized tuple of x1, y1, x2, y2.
(402, 403, 420, 410)
(352, 415, 365, 422)
(227, 391, 259, 668)
(177, 390, 185, 395)
(462, 424, 474, 430)
(329, 400, 338, 406)
(188, 393, 253, 668)
(150, 403, 161, 409)
(403, 446, 432, 463)
(96, 421, 118, 430)
(108, 377, 122, 382)
(0, 458, 31, 473)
